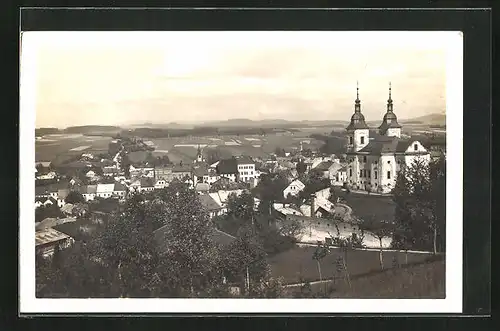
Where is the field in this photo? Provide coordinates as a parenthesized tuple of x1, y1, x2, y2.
(268, 245, 434, 284)
(288, 258, 445, 298)
(333, 187, 396, 223)
(35, 134, 112, 162)
(146, 131, 327, 163)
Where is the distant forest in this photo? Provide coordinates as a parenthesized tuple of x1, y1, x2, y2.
(120, 127, 301, 138)
(36, 126, 121, 136)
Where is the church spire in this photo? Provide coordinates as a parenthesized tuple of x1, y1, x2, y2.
(354, 81, 361, 113)
(387, 82, 393, 112)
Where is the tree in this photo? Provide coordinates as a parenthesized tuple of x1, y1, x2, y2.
(274, 147, 284, 157)
(391, 157, 445, 253)
(65, 191, 85, 204)
(312, 244, 330, 294)
(360, 215, 394, 270)
(35, 203, 64, 223)
(296, 159, 307, 177)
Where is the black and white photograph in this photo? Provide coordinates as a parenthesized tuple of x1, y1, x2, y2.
(20, 30, 463, 313)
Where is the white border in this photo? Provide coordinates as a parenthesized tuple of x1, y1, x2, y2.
(19, 31, 463, 314)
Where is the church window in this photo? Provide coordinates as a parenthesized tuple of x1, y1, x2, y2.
(387, 171, 391, 179)
(387, 160, 391, 164)
(349, 169, 352, 177)
(361, 136, 365, 144)
(363, 156, 367, 163)
(414, 143, 418, 151)
(375, 171, 378, 179)
(349, 137, 353, 145)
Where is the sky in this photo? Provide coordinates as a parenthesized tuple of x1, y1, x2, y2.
(24, 31, 453, 128)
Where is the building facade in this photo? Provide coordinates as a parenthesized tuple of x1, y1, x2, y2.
(345, 83, 430, 193)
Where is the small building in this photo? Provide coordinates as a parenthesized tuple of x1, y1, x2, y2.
(283, 179, 305, 199)
(139, 178, 155, 192)
(57, 189, 70, 207)
(216, 158, 239, 182)
(113, 182, 127, 197)
(85, 170, 96, 178)
(199, 194, 225, 218)
(35, 228, 75, 257)
(35, 196, 57, 209)
(195, 182, 210, 194)
(236, 156, 256, 184)
(79, 184, 97, 201)
(154, 179, 168, 190)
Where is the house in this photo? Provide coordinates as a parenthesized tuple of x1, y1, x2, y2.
(216, 158, 239, 182)
(35, 197, 57, 209)
(129, 165, 155, 178)
(283, 179, 305, 198)
(344, 83, 430, 193)
(79, 184, 97, 201)
(154, 179, 168, 189)
(236, 156, 256, 185)
(35, 228, 75, 257)
(96, 183, 115, 199)
(199, 194, 225, 218)
(139, 178, 155, 192)
(57, 189, 70, 207)
(332, 166, 348, 186)
(208, 189, 244, 214)
(85, 170, 96, 178)
(273, 203, 304, 218)
(113, 182, 127, 197)
(60, 203, 75, 216)
(103, 166, 119, 177)
(36, 171, 57, 180)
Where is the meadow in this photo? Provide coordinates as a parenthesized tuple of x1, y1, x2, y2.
(268, 245, 434, 284)
(35, 134, 112, 162)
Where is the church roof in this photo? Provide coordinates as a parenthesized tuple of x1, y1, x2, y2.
(357, 137, 412, 155)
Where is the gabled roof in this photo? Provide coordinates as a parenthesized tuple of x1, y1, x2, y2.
(192, 164, 209, 177)
(314, 161, 334, 171)
(236, 156, 254, 165)
(35, 228, 72, 246)
(172, 164, 192, 173)
(114, 182, 127, 192)
(287, 179, 305, 190)
(79, 184, 97, 194)
(199, 194, 222, 211)
(216, 158, 238, 174)
(140, 177, 154, 187)
(195, 183, 210, 192)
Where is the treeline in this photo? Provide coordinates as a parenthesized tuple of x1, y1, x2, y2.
(121, 127, 300, 138)
(64, 126, 121, 134)
(35, 128, 60, 136)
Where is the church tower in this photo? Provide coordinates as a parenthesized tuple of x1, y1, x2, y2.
(378, 82, 402, 138)
(346, 82, 370, 152)
(195, 145, 204, 163)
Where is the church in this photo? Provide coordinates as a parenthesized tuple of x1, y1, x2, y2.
(345, 83, 430, 193)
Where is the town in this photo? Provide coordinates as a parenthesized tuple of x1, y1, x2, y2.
(34, 86, 447, 298)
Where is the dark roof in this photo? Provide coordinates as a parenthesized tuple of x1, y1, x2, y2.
(139, 178, 154, 187)
(315, 161, 334, 171)
(236, 156, 254, 165)
(103, 167, 118, 173)
(346, 111, 369, 131)
(192, 164, 209, 177)
(127, 151, 150, 164)
(357, 136, 406, 155)
(114, 182, 127, 191)
(198, 194, 222, 211)
(172, 164, 192, 173)
(195, 183, 210, 192)
(79, 185, 97, 194)
(35, 181, 70, 195)
(216, 158, 238, 174)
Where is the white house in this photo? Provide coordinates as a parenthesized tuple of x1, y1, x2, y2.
(332, 167, 348, 186)
(79, 184, 97, 201)
(96, 183, 115, 199)
(56, 189, 70, 208)
(236, 156, 256, 184)
(154, 179, 168, 189)
(283, 179, 305, 198)
(36, 171, 57, 180)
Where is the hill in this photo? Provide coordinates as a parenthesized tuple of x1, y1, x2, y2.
(400, 113, 446, 126)
(63, 126, 122, 134)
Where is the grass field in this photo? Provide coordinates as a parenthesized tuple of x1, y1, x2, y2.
(286, 258, 445, 298)
(35, 135, 112, 161)
(268, 246, 434, 284)
(333, 188, 396, 223)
